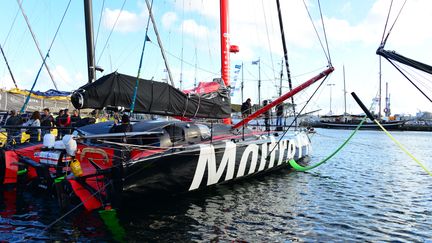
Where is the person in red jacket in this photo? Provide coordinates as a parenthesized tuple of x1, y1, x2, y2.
(59, 109, 71, 137)
(55, 109, 64, 139)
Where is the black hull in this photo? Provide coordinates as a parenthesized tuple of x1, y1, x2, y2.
(121, 134, 311, 196)
(2, 120, 312, 210)
(399, 124, 432, 132)
(314, 121, 405, 130)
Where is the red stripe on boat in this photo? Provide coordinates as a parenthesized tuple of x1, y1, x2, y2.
(68, 179, 102, 211)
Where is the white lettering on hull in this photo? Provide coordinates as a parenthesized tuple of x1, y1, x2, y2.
(236, 143, 258, 178)
(189, 141, 236, 191)
(189, 134, 310, 191)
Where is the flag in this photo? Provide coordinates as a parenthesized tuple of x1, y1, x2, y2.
(230, 63, 242, 97)
(145, 35, 151, 42)
(252, 59, 260, 65)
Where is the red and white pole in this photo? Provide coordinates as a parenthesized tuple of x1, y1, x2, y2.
(232, 66, 335, 129)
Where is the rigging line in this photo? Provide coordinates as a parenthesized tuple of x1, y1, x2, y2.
(96, 0, 127, 65)
(261, 0, 276, 83)
(192, 1, 203, 88)
(16, 0, 58, 90)
(94, 0, 106, 52)
(194, 47, 198, 87)
(317, 0, 331, 64)
(380, 0, 393, 45)
(19, 0, 72, 113)
(375, 119, 432, 176)
(180, 0, 185, 90)
(130, 0, 153, 114)
(382, 0, 407, 47)
(392, 61, 432, 93)
(154, 42, 219, 76)
(0, 44, 18, 88)
(351, 92, 432, 177)
(385, 57, 432, 103)
(2, 7, 20, 47)
(302, 0, 329, 63)
(35, 181, 114, 238)
(267, 73, 331, 157)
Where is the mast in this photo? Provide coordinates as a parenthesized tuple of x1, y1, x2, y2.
(385, 82, 391, 117)
(378, 56, 382, 119)
(220, 0, 232, 125)
(220, 0, 230, 87)
(241, 62, 244, 102)
(17, 0, 58, 89)
(258, 59, 261, 106)
(84, 0, 96, 83)
(343, 65, 347, 121)
(145, 0, 175, 87)
(276, 0, 296, 126)
(327, 83, 335, 114)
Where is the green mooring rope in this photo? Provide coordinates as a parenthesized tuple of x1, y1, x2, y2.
(289, 116, 367, 172)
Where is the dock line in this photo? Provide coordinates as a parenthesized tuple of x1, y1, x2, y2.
(289, 116, 367, 171)
(351, 92, 432, 177)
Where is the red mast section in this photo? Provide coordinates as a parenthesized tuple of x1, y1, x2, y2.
(220, 0, 235, 125)
(232, 66, 335, 129)
(220, 0, 230, 87)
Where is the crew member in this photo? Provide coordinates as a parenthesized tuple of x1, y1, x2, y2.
(241, 98, 252, 118)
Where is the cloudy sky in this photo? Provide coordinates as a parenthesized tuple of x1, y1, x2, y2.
(0, 0, 431, 116)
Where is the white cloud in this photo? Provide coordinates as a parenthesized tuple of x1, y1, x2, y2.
(103, 8, 148, 33)
(162, 12, 177, 29)
(98, 0, 432, 113)
(48, 65, 85, 91)
(0, 75, 17, 90)
(180, 19, 210, 39)
(173, 0, 219, 20)
(52, 65, 72, 85)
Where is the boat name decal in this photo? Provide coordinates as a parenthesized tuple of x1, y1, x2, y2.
(189, 134, 310, 191)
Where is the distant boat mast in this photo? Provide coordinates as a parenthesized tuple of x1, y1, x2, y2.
(379, 56, 382, 119)
(343, 65, 347, 122)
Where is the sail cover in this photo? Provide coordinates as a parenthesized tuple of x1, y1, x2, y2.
(377, 47, 432, 75)
(71, 72, 231, 119)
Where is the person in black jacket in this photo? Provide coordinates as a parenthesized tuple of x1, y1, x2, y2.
(241, 98, 252, 118)
(109, 114, 132, 143)
(5, 110, 23, 145)
(276, 103, 284, 131)
(41, 108, 55, 137)
(71, 109, 81, 128)
(263, 100, 270, 131)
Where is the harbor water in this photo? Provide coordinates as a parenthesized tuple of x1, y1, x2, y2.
(1, 128, 431, 242)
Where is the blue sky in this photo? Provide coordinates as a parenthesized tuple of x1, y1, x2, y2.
(0, 0, 431, 116)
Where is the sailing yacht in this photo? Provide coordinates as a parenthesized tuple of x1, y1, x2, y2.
(1, 0, 333, 211)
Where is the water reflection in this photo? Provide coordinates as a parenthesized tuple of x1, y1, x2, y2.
(0, 129, 431, 241)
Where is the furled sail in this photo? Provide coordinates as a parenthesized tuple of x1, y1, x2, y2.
(376, 47, 432, 75)
(71, 72, 231, 119)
